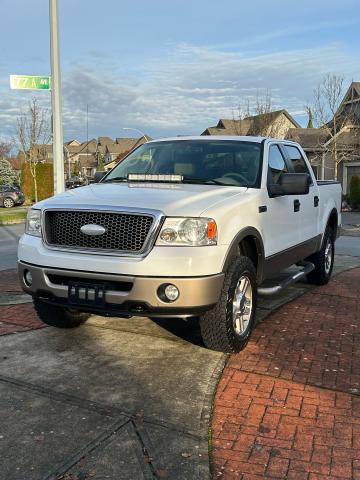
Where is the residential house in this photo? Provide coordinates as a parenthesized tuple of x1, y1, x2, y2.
(8, 156, 25, 177)
(63, 139, 97, 179)
(286, 82, 360, 193)
(202, 110, 300, 139)
(103, 137, 148, 171)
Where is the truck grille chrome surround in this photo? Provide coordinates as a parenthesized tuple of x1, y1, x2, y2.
(42, 205, 165, 257)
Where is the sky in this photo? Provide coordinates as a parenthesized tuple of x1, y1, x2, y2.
(0, 0, 359, 143)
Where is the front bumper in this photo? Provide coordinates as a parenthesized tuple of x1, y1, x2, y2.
(18, 261, 224, 318)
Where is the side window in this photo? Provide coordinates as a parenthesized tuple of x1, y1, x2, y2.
(268, 145, 288, 184)
(284, 145, 311, 175)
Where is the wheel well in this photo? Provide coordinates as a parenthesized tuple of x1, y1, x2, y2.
(239, 236, 259, 270)
(327, 209, 338, 238)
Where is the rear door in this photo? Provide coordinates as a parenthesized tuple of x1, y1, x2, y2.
(282, 144, 320, 243)
(262, 143, 300, 256)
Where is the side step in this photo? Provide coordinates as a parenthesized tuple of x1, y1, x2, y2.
(257, 261, 314, 296)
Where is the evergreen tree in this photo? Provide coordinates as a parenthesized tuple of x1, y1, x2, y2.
(307, 108, 314, 128)
(349, 175, 360, 209)
(0, 158, 18, 185)
(97, 152, 105, 171)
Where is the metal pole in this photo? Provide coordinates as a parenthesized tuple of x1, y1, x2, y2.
(49, 0, 64, 194)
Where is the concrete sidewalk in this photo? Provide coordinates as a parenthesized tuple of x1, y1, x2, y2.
(0, 254, 359, 480)
(212, 267, 360, 480)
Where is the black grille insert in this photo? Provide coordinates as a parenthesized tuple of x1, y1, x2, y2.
(45, 210, 154, 253)
(47, 274, 133, 292)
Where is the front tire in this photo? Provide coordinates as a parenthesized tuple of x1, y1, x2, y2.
(199, 256, 257, 353)
(33, 298, 90, 328)
(306, 227, 335, 285)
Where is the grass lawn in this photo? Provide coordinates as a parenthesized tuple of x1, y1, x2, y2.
(0, 206, 28, 225)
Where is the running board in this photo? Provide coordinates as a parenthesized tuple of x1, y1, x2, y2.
(258, 261, 314, 296)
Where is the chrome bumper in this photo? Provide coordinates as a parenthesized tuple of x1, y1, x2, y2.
(18, 261, 224, 317)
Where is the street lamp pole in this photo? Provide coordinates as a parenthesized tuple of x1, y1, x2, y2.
(122, 127, 149, 142)
(49, 0, 65, 194)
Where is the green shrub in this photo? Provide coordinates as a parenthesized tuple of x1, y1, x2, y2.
(349, 175, 360, 209)
(20, 162, 54, 203)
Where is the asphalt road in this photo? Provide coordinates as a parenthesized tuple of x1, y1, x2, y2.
(0, 223, 24, 271)
(0, 223, 359, 272)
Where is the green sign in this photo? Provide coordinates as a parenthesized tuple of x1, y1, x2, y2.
(10, 75, 51, 90)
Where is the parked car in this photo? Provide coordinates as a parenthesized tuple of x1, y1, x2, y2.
(18, 136, 341, 352)
(0, 185, 25, 208)
(65, 176, 87, 189)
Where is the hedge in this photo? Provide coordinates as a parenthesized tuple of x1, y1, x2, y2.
(349, 175, 360, 209)
(20, 162, 54, 203)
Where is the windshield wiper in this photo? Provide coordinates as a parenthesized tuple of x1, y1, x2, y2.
(181, 175, 226, 186)
(102, 176, 128, 183)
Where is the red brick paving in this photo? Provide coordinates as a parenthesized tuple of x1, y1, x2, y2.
(0, 269, 45, 335)
(212, 268, 360, 480)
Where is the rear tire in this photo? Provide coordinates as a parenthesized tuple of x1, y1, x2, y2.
(33, 298, 90, 328)
(3, 197, 14, 208)
(306, 227, 334, 285)
(199, 256, 257, 353)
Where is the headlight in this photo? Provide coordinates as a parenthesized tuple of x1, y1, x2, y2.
(25, 209, 42, 237)
(156, 217, 217, 246)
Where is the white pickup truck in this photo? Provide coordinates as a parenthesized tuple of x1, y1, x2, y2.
(18, 136, 341, 352)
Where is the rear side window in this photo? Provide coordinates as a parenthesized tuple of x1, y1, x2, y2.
(284, 145, 311, 175)
(268, 145, 288, 184)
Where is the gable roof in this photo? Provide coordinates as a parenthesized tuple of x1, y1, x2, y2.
(106, 137, 147, 155)
(286, 128, 330, 150)
(202, 110, 300, 136)
(334, 81, 360, 124)
(64, 139, 81, 146)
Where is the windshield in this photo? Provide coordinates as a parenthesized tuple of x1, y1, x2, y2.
(103, 140, 262, 187)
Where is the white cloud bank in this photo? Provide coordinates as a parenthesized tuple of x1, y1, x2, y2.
(1, 42, 359, 142)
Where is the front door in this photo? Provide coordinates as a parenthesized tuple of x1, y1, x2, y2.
(261, 143, 300, 257)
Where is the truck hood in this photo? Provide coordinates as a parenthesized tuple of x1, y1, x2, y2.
(36, 182, 248, 217)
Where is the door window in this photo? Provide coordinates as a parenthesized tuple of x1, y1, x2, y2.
(268, 145, 288, 184)
(284, 145, 311, 175)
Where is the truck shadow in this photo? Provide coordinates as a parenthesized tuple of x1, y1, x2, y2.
(149, 316, 205, 347)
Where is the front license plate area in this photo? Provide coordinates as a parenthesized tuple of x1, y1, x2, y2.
(68, 281, 105, 307)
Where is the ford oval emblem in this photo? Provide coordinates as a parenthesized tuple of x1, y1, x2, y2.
(80, 224, 106, 236)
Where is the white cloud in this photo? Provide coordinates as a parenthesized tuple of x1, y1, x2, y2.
(1, 42, 359, 142)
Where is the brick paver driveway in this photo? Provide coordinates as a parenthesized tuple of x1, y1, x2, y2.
(212, 268, 360, 480)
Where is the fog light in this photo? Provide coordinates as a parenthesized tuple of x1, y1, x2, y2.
(164, 284, 179, 302)
(24, 270, 33, 287)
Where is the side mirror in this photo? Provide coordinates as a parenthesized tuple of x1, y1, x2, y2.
(268, 173, 310, 197)
(94, 171, 107, 183)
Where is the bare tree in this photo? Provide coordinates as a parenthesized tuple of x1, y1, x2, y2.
(310, 74, 359, 180)
(232, 90, 287, 138)
(17, 98, 51, 202)
(0, 139, 14, 159)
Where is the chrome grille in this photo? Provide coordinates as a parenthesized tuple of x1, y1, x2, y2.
(44, 210, 154, 253)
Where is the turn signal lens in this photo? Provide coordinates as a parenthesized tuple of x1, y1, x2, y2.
(207, 219, 217, 240)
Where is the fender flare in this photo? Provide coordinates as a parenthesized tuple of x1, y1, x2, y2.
(222, 227, 265, 283)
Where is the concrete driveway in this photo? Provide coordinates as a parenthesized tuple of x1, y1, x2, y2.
(0, 224, 360, 479)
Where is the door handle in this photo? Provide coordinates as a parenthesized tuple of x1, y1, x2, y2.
(314, 196, 319, 207)
(294, 199, 301, 212)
